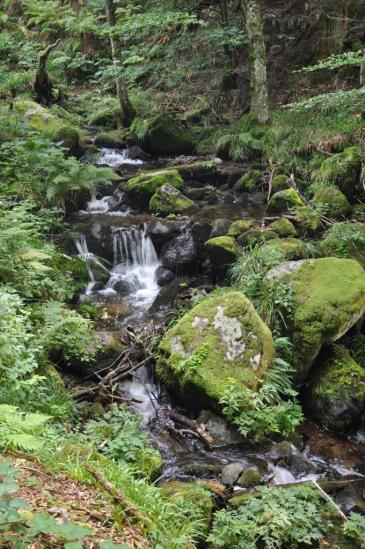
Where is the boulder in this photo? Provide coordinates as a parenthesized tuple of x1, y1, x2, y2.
(13, 100, 65, 135)
(156, 266, 174, 286)
(149, 184, 198, 216)
(126, 169, 183, 205)
(233, 169, 261, 192)
(221, 463, 245, 486)
(265, 258, 365, 379)
(94, 130, 126, 148)
(197, 410, 244, 447)
(211, 218, 232, 238)
(257, 238, 310, 262)
(53, 126, 82, 157)
(312, 186, 352, 218)
(143, 114, 195, 155)
(146, 219, 180, 248)
(175, 160, 218, 182)
(268, 188, 304, 212)
(227, 219, 254, 239)
(317, 146, 362, 200)
(157, 291, 275, 411)
(192, 220, 212, 253)
(268, 218, 297, 237)
(204, 236, 240, 278)
(237, 468, 263, 488)
(271, 174, 290, 193)
(160, 230, 197, 273)
(308, 346, 365, 432)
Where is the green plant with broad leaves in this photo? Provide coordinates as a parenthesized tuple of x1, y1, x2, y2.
(343, 513, 365, 548)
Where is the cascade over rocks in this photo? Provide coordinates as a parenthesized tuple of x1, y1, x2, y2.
(157, 291, 275, 412)
(265, 258, 365, 380)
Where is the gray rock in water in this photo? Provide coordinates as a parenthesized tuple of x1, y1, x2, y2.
(156, 266, 174, 286)
(160, 230, 197, 273)
(211, 218, 231, 238)
(197, 410, 244, 448)
(221, 462, 245, 486)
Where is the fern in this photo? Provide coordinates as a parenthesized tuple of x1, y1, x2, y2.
(0, 405, 49, 452)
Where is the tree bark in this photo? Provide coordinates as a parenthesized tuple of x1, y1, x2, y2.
(33, 39, 60, 105)
(105, 0, 135, 126)
(243, 0, 269, 123)
(360, 47, 365, 87)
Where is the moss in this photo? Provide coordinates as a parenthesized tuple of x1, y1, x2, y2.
(271, 174, 290, 193)
(308, 346, 365, 432)
(161, 481, 213, 535)
(312, 186, 352, 218)
(175, 160, 218, 180)
(157, 291, 274, 411)
(317, 146, 362, 199)
(320, 222, 365, 265)
(143, 114, 195, 155)
(53, 126, 81, 156)
(258, 238, 308, 262)
(268, 218, 297, 237)
(149, 184, 197, 216)
(204, 236, 240, 277)
(13, 100, 67, 136)
(126, 169, 183, 203)
(234, 169, 261, 192)
(94, 130, 126, 148)
(237, 469, 263, 488)
(268, 188, 304, 212)
(227, 219, 254, 238)
(291, 258, 365, 377)
(238, 228, 278, 247)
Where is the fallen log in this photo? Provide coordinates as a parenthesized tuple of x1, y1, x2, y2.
(168, 409, 213, 449)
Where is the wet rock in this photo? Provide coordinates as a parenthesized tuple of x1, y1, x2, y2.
(222, 191, 235, 204)
(149, 184, 198, 216)
(204, 236, 240, 278)
(268, 441, 297, 462)
(248, 191, 266, 205)
(175, 160, 218, 182)
(307, 345, 365, 433)
(151, 277, 190, 312)
(287, 453, 317, 476)
(143, 114, 195, 155)
(146, 219, 180, 248)
(112, 279, 130, 295)
(197, 410, 244, 447)
(237, 468, 263, 488)
(185, 187, 207, 200)
(227, 169, 245, 188)
(127, 145, 149, 160)
(221, 463, 245, 486)
(156, 266, 174, 286)
(157, 291, 275, 412)
(335, 486, 365, 514)
(160, 230, 197, 273)
(192, 220, 212, 254)
(211, 218, 232, 238)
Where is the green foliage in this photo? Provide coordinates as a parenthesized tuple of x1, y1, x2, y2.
(83, 404, 161, 476)
(297, 50, 365, 73)
(181, 344, 209, 385)
(321, 222, 365, 262)
(286, 87, 365, 114)
(208, 484, 331, 548)
(343, 512, 365, 548)
(219, 338, 302, 442)
(0, 405, 49, 452)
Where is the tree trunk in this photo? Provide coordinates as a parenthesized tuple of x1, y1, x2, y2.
(33, 39, 60, 105)
(360, 47, 365, 87)
(243, 0, 269, 123)
(105, 0, 135, 126)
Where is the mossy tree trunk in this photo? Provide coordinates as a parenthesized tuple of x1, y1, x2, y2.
(33, 39, 60, 106)
(105, 0, 135, 127)
(243, 0, 269, 123)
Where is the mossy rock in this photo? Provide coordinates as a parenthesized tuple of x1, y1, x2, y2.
(126, 169, 183, 205)
(346, 334, 365, 368)
(258, 238, 309, 262)
(268, 188, 304, 212)
(271, 174, 290, 193)
(308, 345, 365, 432)
(157, 291, 275, 412)
(266, 258, 365, 379)
(317, 146, 362, 199)
(312, 186, 352, 218)
(233, 169, 261, 192)
(13, 100, 67, 136)
(143, 114, 195, 155)
(94, 130, 126, 148)
(237, 228, 278, 247)
(204, 236, 240, 278)
(53, 126, 81, 157)
(320, 222, 365, 266)
(161, 481, 213, 536)
(149, 184, 197, 216)
(227, 219, 254, 238)
(268, 218, 297, 237)
(237, 468, 263, 488)
(175, 160, 218, 181)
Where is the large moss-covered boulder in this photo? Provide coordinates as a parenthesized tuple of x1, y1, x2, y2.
(317, 146, 362, 199)
(94, 130, 126, 148)
(308, 346, 365, 432)
(53, 126, 81, 157)
(233, 169, 261, 192)
(320, 222, 365, 266)
(126, 169, 183, 205)
(227, 219, 254, 238)
(204, 236, 240, 278)
(157, 292, 275, 411)
(258, 238, 309, 262)
(268, 218, 297, 237)
(143, 114, 195, 155)
(268, 188, 304, 212)
(149, 184, 197, 216)
(266, 258, 365, 379)
(13, 100, 65, 135)
(312, 186, 351, 218)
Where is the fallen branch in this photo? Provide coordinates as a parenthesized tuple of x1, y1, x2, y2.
(168, 409, 213, 448)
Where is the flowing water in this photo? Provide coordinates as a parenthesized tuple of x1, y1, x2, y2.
(96, 147, 144, 167)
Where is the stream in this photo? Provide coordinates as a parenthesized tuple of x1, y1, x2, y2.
(70, 147, 365, 509)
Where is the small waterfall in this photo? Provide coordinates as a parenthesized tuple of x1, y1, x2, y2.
(74, 234, 110, 294)
(96, 148, 143, 167)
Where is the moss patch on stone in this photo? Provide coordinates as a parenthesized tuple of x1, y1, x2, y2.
(204, 236, 240, 277)
(238, 228, 278, 247)
(317, 146, 362, 199)
(272, 174, 290, 193)
(157, 291, 275, 411)
(234, 169, 261, 192)
(53, 126, 81, 156)
(94, 130, 126, 148)
(126, 169, 183, 203)
(143, 114, 195, 155)
(268, 188, 304, 212)
(268, 218, 297, 237)
(149, 184, 197, 216)
(308, 345, 365, 432)
(312, 186, 352, 218)
(13, 100, 68, 136)
(227, 219, 254, 238)
(258, 238, 308, 262)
